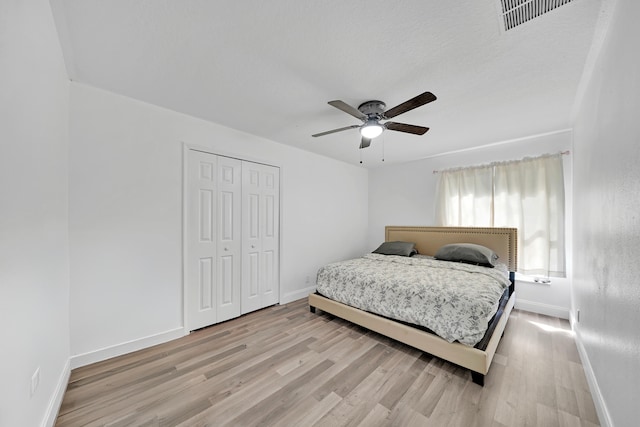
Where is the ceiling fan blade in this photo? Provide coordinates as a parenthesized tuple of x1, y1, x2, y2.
(383, 91, 437, 119)
(385, 122, 430, 135)
(312, 124, 360, 138)
(328, 100, 367, 120)
(359, 137, 372, 149)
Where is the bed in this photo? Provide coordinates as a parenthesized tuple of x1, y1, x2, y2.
(308, 226, 518, 386)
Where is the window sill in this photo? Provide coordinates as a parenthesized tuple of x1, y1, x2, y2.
(515, 273, 552, 284)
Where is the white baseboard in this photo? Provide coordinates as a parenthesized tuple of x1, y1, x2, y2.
(43, 358, 71, 427)
(572, 324, 613, 427)
(281, 285, 316, 305)
(514, 298, 570, 319)
(70, 327, 186, 369)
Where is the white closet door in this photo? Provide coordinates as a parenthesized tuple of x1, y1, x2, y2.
(216, 156, 242, 322)
(187, 150, 218, 330)
(242, 161, 280, 314)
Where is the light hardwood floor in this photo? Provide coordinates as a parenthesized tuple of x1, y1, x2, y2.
(56, 299, 600, 427)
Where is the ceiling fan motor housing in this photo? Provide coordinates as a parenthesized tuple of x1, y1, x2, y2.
(358, 101, 386, 120)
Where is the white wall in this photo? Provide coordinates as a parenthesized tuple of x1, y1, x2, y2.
(68, 83, 369, 365)
(368, 130, 573, 318)
(0, 1, 71, 426)
(572, 0, 640, 425)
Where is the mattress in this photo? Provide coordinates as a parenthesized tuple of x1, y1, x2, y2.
(315, 253, 511, 346)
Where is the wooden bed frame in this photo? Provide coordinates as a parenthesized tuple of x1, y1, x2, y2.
(308, 226, 518, 386)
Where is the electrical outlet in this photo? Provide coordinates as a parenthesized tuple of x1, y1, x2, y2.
(31, 367, 40, 397)
(305, 275, 310, 284)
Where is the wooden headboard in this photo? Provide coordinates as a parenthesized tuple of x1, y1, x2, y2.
(385, 226, 518, 272)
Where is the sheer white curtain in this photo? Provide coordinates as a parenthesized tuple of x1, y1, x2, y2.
(436, 153, 566, 277)
(435, 165, 494, 226)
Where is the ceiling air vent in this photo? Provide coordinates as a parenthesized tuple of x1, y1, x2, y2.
(499, 0, 575, 31)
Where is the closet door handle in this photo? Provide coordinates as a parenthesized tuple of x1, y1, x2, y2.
(251, 245, 256, 249)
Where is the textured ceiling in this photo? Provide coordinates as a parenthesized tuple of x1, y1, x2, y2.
(51, 0, 604, 166)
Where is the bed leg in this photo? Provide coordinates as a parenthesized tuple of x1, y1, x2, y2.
(309, 306, 316, 314)
(471, 371, 485, 386)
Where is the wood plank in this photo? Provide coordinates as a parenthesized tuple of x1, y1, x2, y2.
(55, 301, 600, 427)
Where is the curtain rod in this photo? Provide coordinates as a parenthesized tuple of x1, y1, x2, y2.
(432, 150, 570, 174)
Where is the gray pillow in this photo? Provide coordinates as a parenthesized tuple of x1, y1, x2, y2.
(434, 243, 498, 267)
(372, 241, 418, 257)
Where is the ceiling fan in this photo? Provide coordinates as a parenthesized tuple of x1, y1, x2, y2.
(312, 91, 437, 149)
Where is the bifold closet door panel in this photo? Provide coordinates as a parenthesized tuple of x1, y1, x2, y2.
(186, 150, 219, 330)
(241, 161, 280, 314)
(216, 156, 242, 322)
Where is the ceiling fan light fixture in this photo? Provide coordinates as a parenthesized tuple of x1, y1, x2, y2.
(360, 121, 384, 139)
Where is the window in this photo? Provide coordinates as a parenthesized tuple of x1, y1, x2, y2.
(435, 153, 566, 277)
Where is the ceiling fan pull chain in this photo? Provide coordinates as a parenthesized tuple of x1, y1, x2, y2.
(382, 136, 385, 162)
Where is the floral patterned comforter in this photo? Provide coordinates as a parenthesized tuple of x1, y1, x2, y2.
(315, 253, 511, 346)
